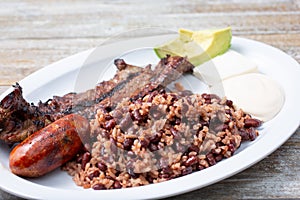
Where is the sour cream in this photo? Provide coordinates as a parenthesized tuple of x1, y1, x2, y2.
(221, 73, 284, 121)
(193, 50, 258, 84)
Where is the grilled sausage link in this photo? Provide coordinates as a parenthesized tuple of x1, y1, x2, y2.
(9, 114, 90, 177)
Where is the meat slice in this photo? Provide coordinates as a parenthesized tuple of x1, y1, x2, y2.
(0, 84, 49, 144)
(0, 61, 144, 144)
(97, 56, 193, 109)
(37, 59, 144, 121)
(0, 56, 194, 144)
(130, 56, 194, 100)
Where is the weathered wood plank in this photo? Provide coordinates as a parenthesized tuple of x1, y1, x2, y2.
(0, 1, 299, 40)
(0, 13, 299, 39)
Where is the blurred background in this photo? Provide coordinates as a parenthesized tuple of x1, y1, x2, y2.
(0, 0, 299, 199)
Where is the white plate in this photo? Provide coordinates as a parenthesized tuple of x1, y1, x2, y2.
(0, 35, 300, 200)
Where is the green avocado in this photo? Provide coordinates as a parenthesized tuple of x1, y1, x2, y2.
(154, 27, 232, 66)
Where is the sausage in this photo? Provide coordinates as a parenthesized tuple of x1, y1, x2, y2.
(9, 114, 90, 177)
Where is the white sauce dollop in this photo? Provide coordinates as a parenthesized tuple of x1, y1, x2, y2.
(193, 50, 258, 84)
(222, 73, 285, 121)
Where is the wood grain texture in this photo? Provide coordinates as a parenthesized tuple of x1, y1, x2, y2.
(0, 0, 299, 199)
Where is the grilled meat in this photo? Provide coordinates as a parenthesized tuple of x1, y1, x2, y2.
(0, 83, 49, 144)
(0, 56, 194, 144)
(9, 114, 90, 177)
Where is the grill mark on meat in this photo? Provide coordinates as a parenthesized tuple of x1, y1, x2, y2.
(69, 71, 141, 114)
(96, 72, 141, 104)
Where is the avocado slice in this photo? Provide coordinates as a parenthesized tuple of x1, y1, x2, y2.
(154, 27, 232, 66)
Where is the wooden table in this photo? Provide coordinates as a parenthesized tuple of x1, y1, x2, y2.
(0, 1, 299, 199)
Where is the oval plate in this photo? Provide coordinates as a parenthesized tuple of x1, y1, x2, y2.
(0, 35, 300, 200)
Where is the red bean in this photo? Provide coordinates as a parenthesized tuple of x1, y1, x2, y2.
(201, 93, 209, 99)
(240, 129, 250, 141)
(225, 109, 231, 115)
(132, 109, 143, 122)
(198, 165, 205, 170)
(200, 119, 209, 127)
(244, 118, 261, 128)
(202, 93, 211, 104)
(159, 89, 166, 94)
(240, 127, 257, 141)
(214, 124, 229, 132)
(188, 145, 199, 153)
(81, 152, 91, 170)
(146, 175, 154, 183)
(104, 114, 113, 120)
(92, 183, 106, 190)
(140, 138, 149, 148)
(123, 138, 134, 150)
(215, 155, 223, 162)
(170, 94, 178, 102)
(97, 162, 107, 171)
(88, 170, 100, 180)
(248, 128, 257, 141)
(184, 156, 198, 166)
(226, 100, 233, 107)
(149, 133, 162, 144)
(104, 119, 116, 130)
(161, 174, 170, 179)
(113, 180, 122, 189)
(182, 166, 193, 175)
(205, 99, 211, 104)
(207, 153, 216, 166)
(162, 166, 172, 174)
(228, 143, 235, 153)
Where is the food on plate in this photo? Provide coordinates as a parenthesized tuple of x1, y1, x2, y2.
(0, 54, 261, 189)
(63, 89, 261, 189)
(9, 114, 89, 177)
(1, 56, 193, 175)
(193, 49, 258, 82)
(220, 73, 284, 121)
(154, 27, 231, 66)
